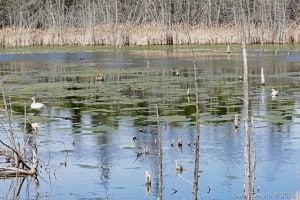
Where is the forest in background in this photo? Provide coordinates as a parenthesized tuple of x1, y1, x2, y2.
(0, 0, 299, 47)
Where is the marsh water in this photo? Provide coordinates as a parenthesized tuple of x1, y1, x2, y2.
(0, 45, 299, 200)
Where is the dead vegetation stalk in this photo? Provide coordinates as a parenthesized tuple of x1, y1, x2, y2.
(0, 23, 299, 47)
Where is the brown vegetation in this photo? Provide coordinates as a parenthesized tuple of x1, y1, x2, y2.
(0, 23, 299, 47)
(0, 0, 299, 47)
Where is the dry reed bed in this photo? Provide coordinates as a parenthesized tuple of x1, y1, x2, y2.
(0, 23, 299, 47)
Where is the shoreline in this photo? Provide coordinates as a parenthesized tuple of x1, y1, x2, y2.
(0, 23, 299, 48)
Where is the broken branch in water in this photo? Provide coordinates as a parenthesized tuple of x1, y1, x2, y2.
(0, 143, 38, 178)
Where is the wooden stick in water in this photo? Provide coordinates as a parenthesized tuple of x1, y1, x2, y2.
(261, 68, 265, 86)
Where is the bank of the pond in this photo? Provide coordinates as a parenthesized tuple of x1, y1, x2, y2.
(1, 23, 299, 48)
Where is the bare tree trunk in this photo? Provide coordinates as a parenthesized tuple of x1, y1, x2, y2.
(187, 26, 200, 198)
(156, 104, 163, 200)
(240, 0, 255, 199)
(192, 59, 200, 200)
(242, 40, 252, 200)
(207, 0, 212, 27)
(115, 0, 119, 47)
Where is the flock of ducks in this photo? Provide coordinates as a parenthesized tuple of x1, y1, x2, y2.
(144, 68, 281, 186)
(29, 68, 281, 188)
(133, 127, 186, 186)
(170, 137, 194, 147)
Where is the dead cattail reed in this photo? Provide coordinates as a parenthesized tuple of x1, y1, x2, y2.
(0, 23, 299, 47)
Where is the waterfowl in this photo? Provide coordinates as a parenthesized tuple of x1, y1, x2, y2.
(177, 138, 183, 147)
(139, 128, 144, 133)
(136, 152, 142, 160)
(175, 161, 183, 172)
(175, 70, 179, 76)
(95, 74, 104, 81)
(271, 89, 279, 97)
(145, 171, 151, 185)
(30, 97, 45, 110)
(238, 76, 243, 81)
(132, 136, 137, 142)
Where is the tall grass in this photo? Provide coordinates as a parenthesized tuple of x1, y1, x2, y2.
(0, 23, 299, 47)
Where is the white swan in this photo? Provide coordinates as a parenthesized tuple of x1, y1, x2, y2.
(271, 89, 279, 97)
(31, 97, 45, 110)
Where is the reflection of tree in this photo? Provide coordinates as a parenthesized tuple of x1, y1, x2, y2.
(204, 88, 243, 121)
(266, 97, 294, 126)
(94, 133, 113, 191)
(64, 96, 83, 134)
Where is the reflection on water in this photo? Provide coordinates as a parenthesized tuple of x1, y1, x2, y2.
(0, 47, 300, 199)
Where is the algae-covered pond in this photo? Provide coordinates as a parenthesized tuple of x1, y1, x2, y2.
(0, 45, 299, 199)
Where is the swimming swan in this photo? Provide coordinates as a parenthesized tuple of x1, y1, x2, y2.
(31, 97, 45, 110)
